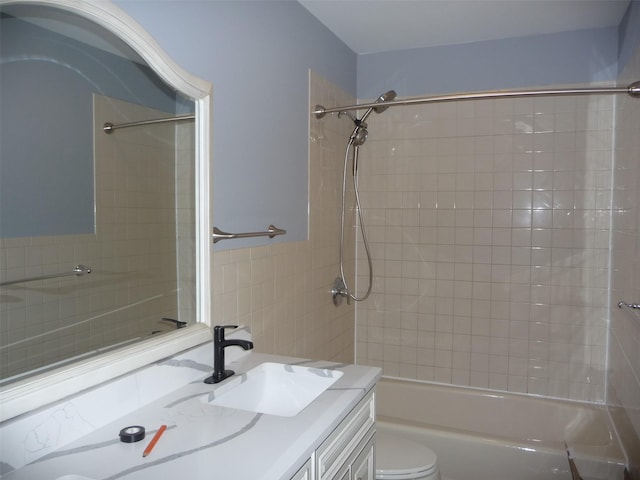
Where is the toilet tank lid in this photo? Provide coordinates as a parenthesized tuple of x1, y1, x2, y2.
(376, 427, 438, 474)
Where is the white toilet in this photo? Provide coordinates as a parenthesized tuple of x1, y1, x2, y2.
(375, 425, 441, 480)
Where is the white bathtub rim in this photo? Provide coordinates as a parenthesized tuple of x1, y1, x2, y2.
(376, 418, 623, 465)
(376, 420, 626, 480)
(381, 375, 604, 408)
(377, 376, 624, 462)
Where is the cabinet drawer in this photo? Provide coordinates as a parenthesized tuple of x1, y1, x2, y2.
(316, 389, 375, 479)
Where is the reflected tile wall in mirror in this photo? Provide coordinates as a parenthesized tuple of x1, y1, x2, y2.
(0, 95, 195, 383)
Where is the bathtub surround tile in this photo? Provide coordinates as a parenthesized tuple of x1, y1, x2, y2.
(609, 39, 640, 475)
(355, 85, 615, 403)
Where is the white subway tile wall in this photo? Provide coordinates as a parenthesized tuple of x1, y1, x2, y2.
(355, 86, 615, 402)
(211, 71, 356, 363)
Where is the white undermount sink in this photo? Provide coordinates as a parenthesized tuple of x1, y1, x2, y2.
(203, 362, 343, 417)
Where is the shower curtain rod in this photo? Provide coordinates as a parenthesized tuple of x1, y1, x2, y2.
(103, 113, 195, 134)
(313, 81, 640, 118)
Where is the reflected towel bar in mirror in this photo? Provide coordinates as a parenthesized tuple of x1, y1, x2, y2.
(0, 265, 92, 286)
(103, 113, 195, 134)
(212, 225, 286, 243)
(618, 301, 640, 310)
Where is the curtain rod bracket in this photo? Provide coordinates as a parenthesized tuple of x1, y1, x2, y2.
(314, 105, 327, 119)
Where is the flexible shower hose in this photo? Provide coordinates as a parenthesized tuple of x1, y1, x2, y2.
(338, 138, 373, 302)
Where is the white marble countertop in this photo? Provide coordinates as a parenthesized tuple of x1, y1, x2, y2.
(4, 352, 381, 480)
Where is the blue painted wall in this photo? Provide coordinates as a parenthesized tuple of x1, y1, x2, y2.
(619, 0, 640, 74)
(116, 0, 357, 249)
(358, 27, 619, 99)
(0, 13, 182, 238)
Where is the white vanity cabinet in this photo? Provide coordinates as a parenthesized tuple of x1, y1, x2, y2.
(349, 433, 375, 480)
(311, 388, 376, 480)
(290, 388, 376, 480)
(291, 459, 313, 480)
(328, 430, 375, 480)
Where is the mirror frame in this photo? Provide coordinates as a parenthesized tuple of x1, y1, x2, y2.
(0, 0, 213, 422)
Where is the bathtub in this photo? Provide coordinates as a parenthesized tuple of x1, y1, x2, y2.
(376, 377, 626, 480)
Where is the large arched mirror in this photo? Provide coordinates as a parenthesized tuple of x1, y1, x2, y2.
(0, 0, 212, 421)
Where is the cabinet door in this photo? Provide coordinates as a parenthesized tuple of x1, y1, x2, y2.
(351, 435, 375, 480)
(336, 467, 351, 480)
(317, 390, 375, 479)
(291, 458, 313, 480)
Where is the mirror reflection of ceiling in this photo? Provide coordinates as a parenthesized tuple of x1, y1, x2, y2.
(1, 4, 146, 63)
(0, 4, 185, 119)
(0, 4, 192, 238)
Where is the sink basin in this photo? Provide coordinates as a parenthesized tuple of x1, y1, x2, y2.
(203, 362, 343, 417)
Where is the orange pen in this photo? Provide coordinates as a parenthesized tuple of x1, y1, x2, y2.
(142, 424, 167, 458)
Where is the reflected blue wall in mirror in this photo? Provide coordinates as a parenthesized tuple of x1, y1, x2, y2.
(0, 9, 191, 238)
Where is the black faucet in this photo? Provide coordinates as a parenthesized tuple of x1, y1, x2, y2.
(204, 325, 253, 384)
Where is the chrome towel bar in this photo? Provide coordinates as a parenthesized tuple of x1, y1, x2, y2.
(0, 265, 91, 287)
(212, 225, 286, 243)
(618, 301, 640, 310)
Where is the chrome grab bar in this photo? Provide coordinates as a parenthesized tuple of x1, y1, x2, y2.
(103, 114, 195, 134)
(618, 301, 640, 310)
(0, 265, 92, 286)
(212, 225, 286, 243)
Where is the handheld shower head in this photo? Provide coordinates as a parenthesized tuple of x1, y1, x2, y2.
(373, 90, 397, 113)
(360, 89, 397, 122)
(342, 89, 397, 149)
(350, 124, 368, 147)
